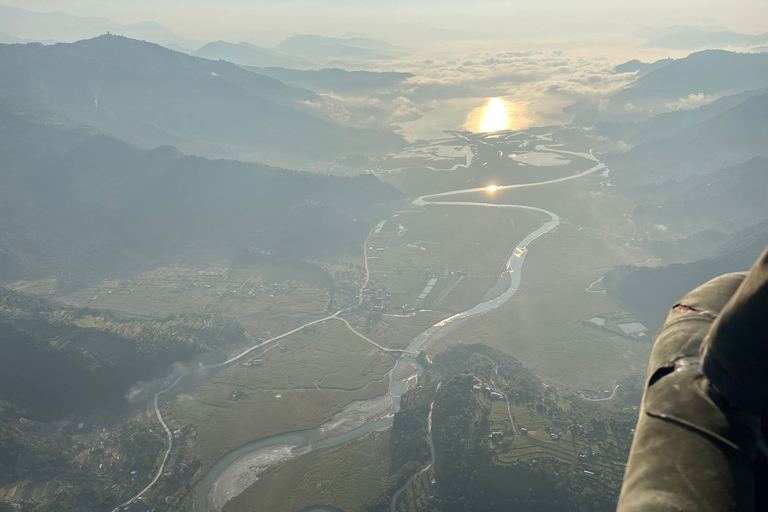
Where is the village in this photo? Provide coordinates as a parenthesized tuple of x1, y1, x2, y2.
(468, 376, 631, 484)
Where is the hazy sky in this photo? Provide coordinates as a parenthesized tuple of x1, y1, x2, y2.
(5, 0, 768, 43)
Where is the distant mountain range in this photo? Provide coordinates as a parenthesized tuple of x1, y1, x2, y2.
(194, 40, 312, 69)
(0, 29, 56, 45)
(0, 4, 202, 47)
(192, 34, 408, 69)
(0, 107, 403, 281)
(274, 34, 407, 64)
(641, 25, 768, 50)
(0, 5, 410, 70)
(570, 50, 768, 124)
(618, 51, 768, 105)
(0, 35, 405, 166)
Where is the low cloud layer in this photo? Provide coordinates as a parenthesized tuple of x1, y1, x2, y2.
(307, 46, 637, 139)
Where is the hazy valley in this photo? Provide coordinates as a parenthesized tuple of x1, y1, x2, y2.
(0, 4, 767, 512)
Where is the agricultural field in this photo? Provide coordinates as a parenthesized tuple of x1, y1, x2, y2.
(164, 319, 398, 465)
(369, 206, 540, 285)
(342, 205, 543, 347)
(54, 264, 328, 318)
(425, 222, 654, 390)
(5, 260, 367, 354)
(492, 402, 631, 491)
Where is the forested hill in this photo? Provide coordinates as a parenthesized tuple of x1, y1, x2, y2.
(631, 156, 768, 234)
(0, 110, 403, 281)
(361, 345, 640, 512)
(604, 220, 768, 331)
(0, 286, 247, 420)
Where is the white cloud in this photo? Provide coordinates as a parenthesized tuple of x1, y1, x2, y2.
(664, 93, 717, 111)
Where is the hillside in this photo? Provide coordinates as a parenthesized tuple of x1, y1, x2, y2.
(351, 345, 638, 512)
(0, 287, 245, 509)
(604, 220, 768, 330)
(615, 50, 768, 112)
(613, 58, 673, 76)
(0, 35, 405, 166)
(609, 93, 768, 186)
(0, 110, 403, 280)
(631, 157, 768, 234)
(0, 287, 247, 419)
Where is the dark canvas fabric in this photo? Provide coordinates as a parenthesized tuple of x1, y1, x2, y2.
(618, 260, 768, 512)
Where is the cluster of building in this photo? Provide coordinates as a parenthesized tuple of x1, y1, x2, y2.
(472, 382, 505, 401)
(360, 283, 390, 311)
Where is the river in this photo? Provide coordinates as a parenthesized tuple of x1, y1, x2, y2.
(192, 134, 605, 512)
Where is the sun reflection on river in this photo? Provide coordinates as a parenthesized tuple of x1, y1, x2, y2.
(465, 97, 528, 133)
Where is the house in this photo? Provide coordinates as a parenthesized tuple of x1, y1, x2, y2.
(520, 428, 528, 435)
(490, 392, 504, 400)
(583, 470, 595, 477)
(491, 431, 504, 444)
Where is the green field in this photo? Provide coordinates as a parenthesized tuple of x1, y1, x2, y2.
(424, 221, 653, 390)
(165, 320, 397, 466)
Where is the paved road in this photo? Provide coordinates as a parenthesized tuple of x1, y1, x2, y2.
(112, 375, 184, 512)
(581, 384, 620, 402)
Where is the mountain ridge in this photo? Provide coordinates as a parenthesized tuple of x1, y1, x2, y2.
(0, 34, 405, 166)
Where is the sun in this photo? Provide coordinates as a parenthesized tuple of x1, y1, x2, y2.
(465, 97, 529, 133)
(479, 98, 511, 133)
(486, 185, 498, 192)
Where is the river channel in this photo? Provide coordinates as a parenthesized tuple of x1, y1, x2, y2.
(193, 138, 603, 512)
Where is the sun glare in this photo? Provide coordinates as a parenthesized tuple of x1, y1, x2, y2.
(479, 98, 511, 132)
(487, 185, 498, 192)
(464, 97, 529, 134)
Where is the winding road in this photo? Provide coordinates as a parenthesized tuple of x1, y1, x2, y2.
(391, 382, 440, 512)
(581, 384, 620, 402)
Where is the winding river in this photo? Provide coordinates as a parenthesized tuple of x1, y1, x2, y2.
(191, 136, 607, 512)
